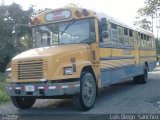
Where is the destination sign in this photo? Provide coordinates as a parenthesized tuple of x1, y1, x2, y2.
(45, 10, 71, 22)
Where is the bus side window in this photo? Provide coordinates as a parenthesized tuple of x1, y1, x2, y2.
(133, 31, 138, 46)
(129, 29, 133, 46)
(118, 26, 124, 45)
(124, 27, 129, 46)
(144, 34, 147, 48)
(138, 32, 141, 47)
(141, 33, 144, 47)
(110, 23, 118, 44)
(151, 37, 155, 48)
(149, 36, 153, 48)
(147, 36, 149, 48)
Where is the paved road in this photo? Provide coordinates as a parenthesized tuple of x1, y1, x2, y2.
(1, 68, 160, 119)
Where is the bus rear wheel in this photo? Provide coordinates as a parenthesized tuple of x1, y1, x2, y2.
(72, 71, 97, 111)
(133, 65, 148, 84)
(11, 96, 36, 109)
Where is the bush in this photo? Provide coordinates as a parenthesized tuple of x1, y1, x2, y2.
(0, 73, 10, 103)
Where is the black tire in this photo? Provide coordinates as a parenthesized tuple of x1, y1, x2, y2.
(10, 96, 36, 109)
(72, 71, 97, 111)
(133, 65, 148, 84)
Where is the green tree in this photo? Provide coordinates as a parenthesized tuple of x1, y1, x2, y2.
(0, 2, 34, 72)
(0, 2, 51, 72)
(134, 18, 152, 31)
(135, 0, 160, 31)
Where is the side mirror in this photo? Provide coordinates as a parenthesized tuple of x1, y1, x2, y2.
(101, 18, 107, 25)
(102, 31, 108, 39)
(100, 18, 108, 42)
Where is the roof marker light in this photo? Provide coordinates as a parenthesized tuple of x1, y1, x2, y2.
(29, 17, 40, 25)
(75, 10, 82, 18)
(82, 9, 89, 16)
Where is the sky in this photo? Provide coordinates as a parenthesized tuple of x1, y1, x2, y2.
(4, 0, 146, 25)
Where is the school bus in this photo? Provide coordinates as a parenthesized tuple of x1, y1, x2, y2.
(6, 7, 156, 111)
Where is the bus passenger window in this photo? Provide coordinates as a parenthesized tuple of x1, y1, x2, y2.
(137, 32, 141, 47)
(146, 35, 150, 48)
(129, 29, 133, 37)
(129, 29, 133, 46)
(110, 23, 118, 44)
(133, 31, 138, 46)
(153, 38, 156, 49)
(151, 37, 155, 48)
(149, 36, 152, 48)
(147, 35, 149, 41)
(141, 33, 143, 39)
(118, 27, 124, 45)
(144, 34, 146, 40)
(141, 33, 144, 47)
(144, 35, 146, 48)
(124, 28, 129, 46)
(124, 28, 128, 36)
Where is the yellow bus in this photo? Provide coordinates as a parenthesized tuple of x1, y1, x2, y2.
(6, 7, 156, 111)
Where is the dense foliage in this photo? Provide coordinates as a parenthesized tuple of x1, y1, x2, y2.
(135, 0, 160, 52)
(0, 1, 50, 72)
(0, 2, 35, 72)
(135, 0, 160, 31)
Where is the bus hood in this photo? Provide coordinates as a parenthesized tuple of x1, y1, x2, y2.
(12, 44, 89, 60)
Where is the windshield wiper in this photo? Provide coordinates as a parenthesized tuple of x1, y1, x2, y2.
(61, 20, 75, 35)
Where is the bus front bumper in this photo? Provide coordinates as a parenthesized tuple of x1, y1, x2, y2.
(6, 81, 80, 97)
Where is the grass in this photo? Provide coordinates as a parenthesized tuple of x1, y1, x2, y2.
(0, 73, 10, 104)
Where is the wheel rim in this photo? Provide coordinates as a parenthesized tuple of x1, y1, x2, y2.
(82, 74, 96, 107)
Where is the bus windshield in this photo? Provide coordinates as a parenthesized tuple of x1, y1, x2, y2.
(32, 18, 95, 47)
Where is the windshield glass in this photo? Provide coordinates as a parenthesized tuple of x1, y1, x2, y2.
(32, 18, 95, 47)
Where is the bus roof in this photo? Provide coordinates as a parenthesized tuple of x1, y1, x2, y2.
(29, 7, 96, 26)
(96, 12, 154, 37)
(30, 7, 154, 37)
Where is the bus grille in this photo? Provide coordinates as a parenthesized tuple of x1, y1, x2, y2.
(18, 59, 45, 80)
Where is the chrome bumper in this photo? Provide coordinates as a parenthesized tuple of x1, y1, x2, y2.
(6, 81, 80, 96)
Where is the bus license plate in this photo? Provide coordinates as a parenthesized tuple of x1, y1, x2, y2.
(25, 85, 35, 92)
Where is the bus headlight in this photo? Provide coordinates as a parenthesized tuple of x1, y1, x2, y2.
(64, 67, 73, 75)
(6, 68, 12, 78)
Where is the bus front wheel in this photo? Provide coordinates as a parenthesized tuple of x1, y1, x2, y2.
(72, 71, 97, 111)
(11, 96, 36, 109)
